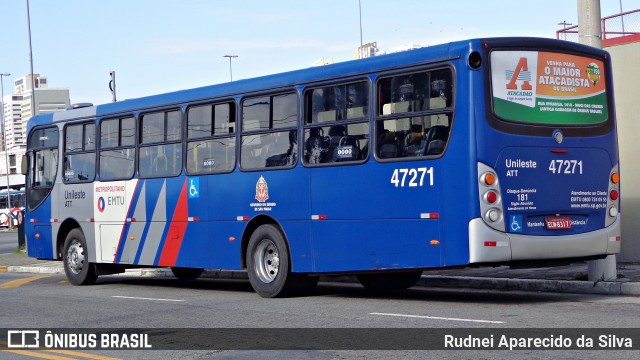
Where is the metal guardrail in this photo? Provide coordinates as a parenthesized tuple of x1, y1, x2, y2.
(556, 9, 640, 44)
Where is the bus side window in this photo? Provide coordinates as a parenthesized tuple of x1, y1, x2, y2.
(64, 122, 96, 183)
(376, 68, 453, 160)
(241, 93, 298, 170)
(138, 110, 182, 178)
(186, 102, 236, 175)
(99, 117, 136, 181)
(35, 149, 58, 187)
(303, 81, 370, 166)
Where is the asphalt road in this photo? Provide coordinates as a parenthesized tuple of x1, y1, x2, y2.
(0, 230, 19, 255)
(1, 271, 639, 359)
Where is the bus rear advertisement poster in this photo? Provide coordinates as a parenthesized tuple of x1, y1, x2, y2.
(491, 51, 607, 125)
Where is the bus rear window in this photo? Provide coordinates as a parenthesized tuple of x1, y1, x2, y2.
(490, 51, 608, 125)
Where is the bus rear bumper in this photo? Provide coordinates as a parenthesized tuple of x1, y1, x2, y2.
(468, 216, 621, 264)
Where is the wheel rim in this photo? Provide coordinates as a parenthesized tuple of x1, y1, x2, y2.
(253, 238, 280, 283)
(66, 239, 85, 275)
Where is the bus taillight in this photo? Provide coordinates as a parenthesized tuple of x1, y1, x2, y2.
(606, 165, 620, 227)
(484, 190, 498, 204)
(611, 172, 620, 184)
(481, 172, 496, 186)
(486, 208, 501, 222)
(478, 163, 505, 232)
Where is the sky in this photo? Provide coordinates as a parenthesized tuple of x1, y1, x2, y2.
(0, 0, 635, 105)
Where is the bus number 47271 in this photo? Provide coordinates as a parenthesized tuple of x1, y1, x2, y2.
(390, 167, 434, 187)
(548, 160, 583, 175)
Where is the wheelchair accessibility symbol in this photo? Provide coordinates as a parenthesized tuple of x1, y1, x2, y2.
(510, 215, 523, 233)
(188, 178, 200, 198)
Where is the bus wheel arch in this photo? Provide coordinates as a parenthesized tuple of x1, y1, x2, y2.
(57, 219, 82, 260)
(241, 215, 283, 270)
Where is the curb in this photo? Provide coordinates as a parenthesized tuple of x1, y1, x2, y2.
(3, 264, 640, 296)
(417, 275, 640, 296)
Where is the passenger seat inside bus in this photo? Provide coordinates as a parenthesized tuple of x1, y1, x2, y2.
(378, 130, 398, 158)
(332, 136, 360, 162)
(404, 131, 423, 156)
(425, 125, 449, 155)
(153, 152, 168, 175)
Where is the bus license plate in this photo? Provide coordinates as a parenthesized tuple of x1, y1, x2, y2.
(545, 216, 571, 230)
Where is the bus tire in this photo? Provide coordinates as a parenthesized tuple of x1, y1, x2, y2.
(171, 267, 204, 280)
(63, 228, 97, 286)
(356, 271, 423, 292)
(246, 224, 302, 298)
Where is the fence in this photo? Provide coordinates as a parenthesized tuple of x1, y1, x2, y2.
(556, 9, 640, 46)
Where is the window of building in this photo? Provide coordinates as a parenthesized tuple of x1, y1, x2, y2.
(186, 102, 236, 174)
(138, 110, 182, 178)
(63, 122, 96, 183)
(99, 117, 135, 180)
(376, 68, 453, 159)
(240, 93, 298, 169)
(302, 81, 370, 165)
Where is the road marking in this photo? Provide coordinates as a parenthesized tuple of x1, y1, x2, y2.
(0, 265, 7, 272)
(369, 312, 504, 324)
(1, 349, 123, 360)
(0, 341, 122, 360)
(1, 349, 75, 360)
(48, 349, 123, 360)
(0, 275, 52, 289)
(112, 295, 184, 302)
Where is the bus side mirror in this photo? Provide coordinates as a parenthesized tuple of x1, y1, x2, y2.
(21, 155, 28, 175)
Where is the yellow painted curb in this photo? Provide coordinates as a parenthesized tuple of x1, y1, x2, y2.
(0, 266, 7, 272)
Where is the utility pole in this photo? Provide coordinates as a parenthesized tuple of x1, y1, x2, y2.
(0, 73, 12, 230)
(578, 0, 603, 48)
(578, 0, 617, 281)
(26, 0, 36, 116)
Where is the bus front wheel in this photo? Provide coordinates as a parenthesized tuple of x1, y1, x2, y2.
(246, 224, 317, 298)
(63, 228, 97, 286)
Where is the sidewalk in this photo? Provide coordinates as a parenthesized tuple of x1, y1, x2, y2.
(2, 250, 639, 296)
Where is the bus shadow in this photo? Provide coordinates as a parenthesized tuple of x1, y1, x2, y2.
(97, 276, 255, 293)
(95, 275, 597, 305)
(312, 282, 588, 304)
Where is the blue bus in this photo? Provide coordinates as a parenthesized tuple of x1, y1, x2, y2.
(23, 37, 620, 297)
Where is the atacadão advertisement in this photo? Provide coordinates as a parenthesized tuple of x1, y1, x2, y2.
(491, 51, 608, 125)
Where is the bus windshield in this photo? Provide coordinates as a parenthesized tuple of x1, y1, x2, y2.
(490, 50, 608, 126)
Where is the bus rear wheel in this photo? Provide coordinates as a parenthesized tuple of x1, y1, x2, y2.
(356, 271, 423, 292)
(246, 224, 317, 298)
(63, 228, 97, 286)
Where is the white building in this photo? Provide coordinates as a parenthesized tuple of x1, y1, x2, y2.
(355, 42, 381, 59)
(1, 74, 69, 178)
